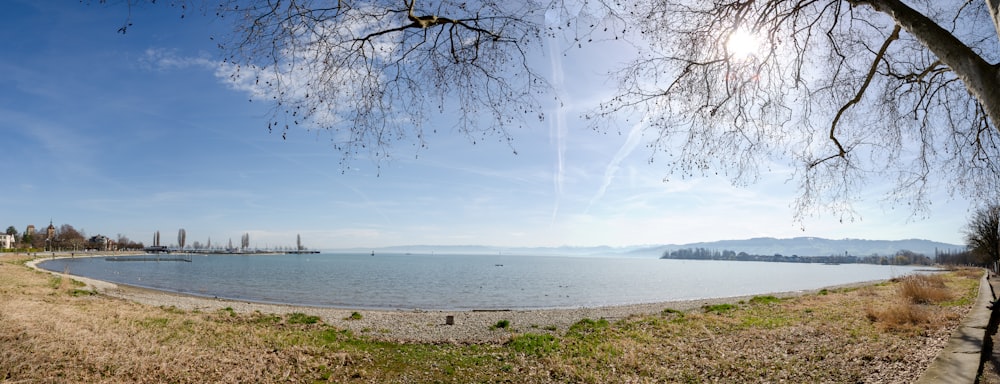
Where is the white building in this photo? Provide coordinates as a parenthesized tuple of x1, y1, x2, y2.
(88, 235, 112, 251)
(0, 233, 15, 249)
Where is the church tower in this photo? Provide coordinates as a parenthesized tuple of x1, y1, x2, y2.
(46, 221, 55, 251)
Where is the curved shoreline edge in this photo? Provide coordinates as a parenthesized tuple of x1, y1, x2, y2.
(25, 254, 898, 343)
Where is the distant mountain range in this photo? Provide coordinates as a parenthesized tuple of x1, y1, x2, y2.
(333, 237, 965, 258)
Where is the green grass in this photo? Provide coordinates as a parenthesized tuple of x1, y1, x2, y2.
(509, 333, 559, 357)
(939, 276, 981, 307)
(748, 295, 782, 305)
(287, 312, 321, 325)
(346, 311, 363, 320)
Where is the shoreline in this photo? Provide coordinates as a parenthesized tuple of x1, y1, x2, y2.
(25, 254, 890, 343)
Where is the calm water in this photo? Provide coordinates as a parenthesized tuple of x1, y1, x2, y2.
(39, 253, 925, 310)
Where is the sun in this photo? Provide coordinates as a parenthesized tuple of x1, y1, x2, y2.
(726, 29, 761, 60)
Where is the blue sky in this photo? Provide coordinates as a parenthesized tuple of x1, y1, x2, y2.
(0, 1, 972, 250)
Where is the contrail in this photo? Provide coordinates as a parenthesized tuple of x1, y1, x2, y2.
(587, 117, 645, 213)
(546, 35, 568, 226)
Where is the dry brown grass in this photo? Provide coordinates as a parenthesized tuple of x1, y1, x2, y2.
(866, 300, 933, 332)
(898, 274, 953, 304)
(864, 273, 967, 333)
(951, 267, 985, 280)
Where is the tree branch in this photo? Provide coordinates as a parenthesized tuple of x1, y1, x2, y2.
(811, 24, 900, 168)
(851, 0, 1000, 131)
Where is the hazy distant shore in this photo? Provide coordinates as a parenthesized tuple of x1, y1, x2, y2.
(26, 255, 884, 343)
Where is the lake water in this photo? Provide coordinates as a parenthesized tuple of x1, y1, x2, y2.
(38, 253, 926, 310)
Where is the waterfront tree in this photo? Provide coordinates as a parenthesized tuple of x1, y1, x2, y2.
(28, 228, 45, 249)
(965, 204, 1000, 272)
(178, 228, 187, 250)
(100, 1, 1000, 218)
(55, 224, 86, 251)
(21, 231, 33, 248)
(116, 233, 129, 248)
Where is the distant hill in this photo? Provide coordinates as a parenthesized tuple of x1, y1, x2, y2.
(630, 237, 965, 258)
(332, 237, 964, 258)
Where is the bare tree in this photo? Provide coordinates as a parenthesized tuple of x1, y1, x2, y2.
(56, 224, 87, 251)
(965, 203, 1000, 272)
(209, 0, 554, 168)
(101, 1, 1000, 218)
(592, 1, 1000, 220)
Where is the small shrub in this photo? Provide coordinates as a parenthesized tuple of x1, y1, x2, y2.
(346, 312, 363, 320)
(661, 308, 683, 316)
(70, 289, 95, 297)
(567, 318, 609, 337)
(252, 313, 282, 324)
(818, 289, 829, 295)
(491, 319, 511, 330)
(287, 312, 321, 325)
(661, 308, 685, 322)
(749, 295, 781, 305)
(703, 303, 737, 314)
(319, 328, 352, 343)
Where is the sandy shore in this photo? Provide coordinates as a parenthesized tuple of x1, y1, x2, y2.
(26, 255, 885, 343)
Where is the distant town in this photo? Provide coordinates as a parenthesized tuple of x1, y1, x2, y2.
(659, 247, 978, 266)
(0, 221, 316, 254)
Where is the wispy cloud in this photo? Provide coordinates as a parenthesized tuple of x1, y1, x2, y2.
(547, 36, 568, 226)
(138, 48, 217, 72)
(587, 117, 645, 212)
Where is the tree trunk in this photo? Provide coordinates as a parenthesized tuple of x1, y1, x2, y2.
(990, 0, 1000, 43)
(855, 0, 1000, 130)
